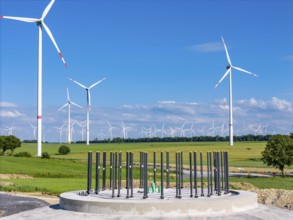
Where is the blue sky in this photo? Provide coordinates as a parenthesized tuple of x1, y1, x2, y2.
(0, 0, 293, 142)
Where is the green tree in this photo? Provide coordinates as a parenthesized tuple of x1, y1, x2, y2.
(2, 135, 21, 155)
(261, 135, 293, 177)
(0, 136, 6, 155)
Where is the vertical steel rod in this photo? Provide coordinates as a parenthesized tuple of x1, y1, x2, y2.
(193, 151, 198, 198)
(200, 152, 204, 197)
(143, 152, 148, 199)
(166, 151, 170, 188)
(130, 152, 134, 198)
(102, 152, 106, 190)
(180, 152, 183, 189)
(175, 152, 179, 198)
(117, 152, 122, 197)
(221, 151, 224, 190)
(207, 151, 210, 197)
(110, 151, 113, 189)
(209, 152, 213, 195)
(126, 152, 130, 198)
(189, 151, 193, 197)
(160, 151, 164, 199)
(111, 152, 115, 198)
(140, 152, 143, 188)
(95, 151, 100, 194)
(153, 151, 156, 185)
(178, 152, 182, 198)
(87, 151, 92, 194)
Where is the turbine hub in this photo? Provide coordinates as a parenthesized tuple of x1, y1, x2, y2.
(226, 65, 231, 70)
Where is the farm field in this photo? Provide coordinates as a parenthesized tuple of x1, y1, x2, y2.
(0, 141, 292, 196)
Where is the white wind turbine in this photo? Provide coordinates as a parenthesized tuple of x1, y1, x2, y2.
(1, 0, 67, 156)
(4, 125, 16, 136)
(30, 123, 37, 139)
(77, 121, 86, 142)
(107, 121, 116, 141)
(58, 88, 82, 144)
(120, 122, 131, 139)
(214, 36, 257, 146)
(55, 124, 66, 144)
(69, 77, 106, 145)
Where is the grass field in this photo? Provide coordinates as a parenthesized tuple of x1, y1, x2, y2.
(0, 142, 292, 195)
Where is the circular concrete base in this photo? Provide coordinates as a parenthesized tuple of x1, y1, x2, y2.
(60, 188, 257, 217)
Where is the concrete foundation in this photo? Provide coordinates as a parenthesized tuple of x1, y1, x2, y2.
(60, 188, 257, 217)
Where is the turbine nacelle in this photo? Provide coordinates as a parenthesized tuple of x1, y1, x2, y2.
(226, 65, 231, 70)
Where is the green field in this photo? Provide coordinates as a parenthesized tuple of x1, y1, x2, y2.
(0, 142, 292, 195)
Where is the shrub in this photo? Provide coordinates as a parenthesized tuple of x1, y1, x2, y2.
(58, 145, 70, 155)
(14, 151, 32, 158)
(41, 152, 50, 159)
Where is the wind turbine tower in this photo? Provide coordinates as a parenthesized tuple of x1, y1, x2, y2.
(69, 77, 106, 145)
(214, 36, 257, 146)
(1, 0, 67, 156)
(58, 88, 82, 144)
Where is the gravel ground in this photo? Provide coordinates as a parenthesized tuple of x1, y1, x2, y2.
(0, 193, 50, 217)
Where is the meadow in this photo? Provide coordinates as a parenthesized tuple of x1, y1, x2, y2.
(0, 141, 292, 195)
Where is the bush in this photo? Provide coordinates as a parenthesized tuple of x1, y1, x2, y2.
(14, 152, 32, 158)
(41, 152, 50, 159)
(58, 145, 70, 155)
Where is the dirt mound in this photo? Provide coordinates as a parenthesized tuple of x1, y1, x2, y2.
(230, 182, 293, 210)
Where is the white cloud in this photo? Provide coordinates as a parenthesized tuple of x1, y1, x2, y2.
(237, 98, 266, 109)
(270, 97, 292, 112)
(215, 98, 227, 105)
(188, 42, 223, 53)
(157, 100, 177, 104)
(0, 110, 26, 118)
(0, 102, 17, 108)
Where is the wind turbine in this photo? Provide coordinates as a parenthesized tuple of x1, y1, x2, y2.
(69, 77, 106, 145)
(214, 36, 257, 146)
(120, 122, 131, 139)
(58, 88, 82, 144)
(55, 124, 66, 144)
(1, 0, 67, 156)
(4, 125, 16, 136)
(30, 123, 37, 139)
(77, 121, 86, 142)
(107, 121, 116, 141)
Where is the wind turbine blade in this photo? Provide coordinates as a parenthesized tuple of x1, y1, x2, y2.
(214, 68, 230, 88)
(58, 103, 68, 111)
(42, 22, 67, 68)
(71, 102, 82, 109)
(232, 66, 257, 77)
(68, 78, 87, 89)
(89, 78, 106, 89)
(221, 36, 232, 66)
(41, 0, 55, 20)
(1, 16, 38, 22)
